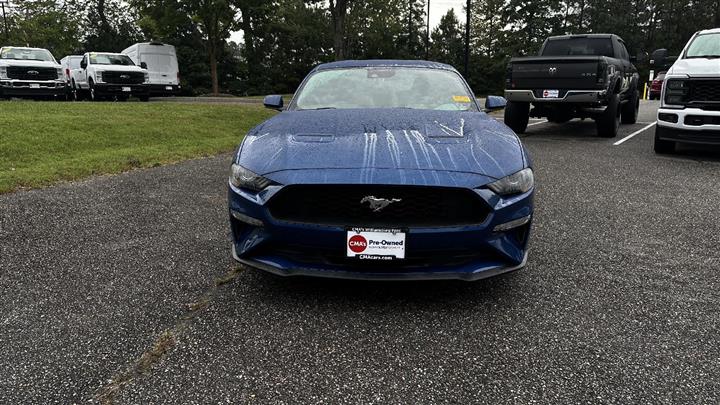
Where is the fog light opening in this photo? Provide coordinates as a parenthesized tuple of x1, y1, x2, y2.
(658, 113, 678, 123)
(493, 215, 531, 232)
(231, 210, 264, 227)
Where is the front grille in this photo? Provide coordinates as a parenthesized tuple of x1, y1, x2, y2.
(267, 185, 490, 227)
(101, 71, 145, 84)
(690, 81, 720, 102)
(7, 66, 58, 80)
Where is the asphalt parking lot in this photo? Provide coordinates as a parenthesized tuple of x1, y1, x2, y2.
(2, 100, 720, 404)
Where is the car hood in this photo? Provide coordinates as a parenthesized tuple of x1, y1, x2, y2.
(93, 65, 144, 72)
(0, 60, 60, 68)
(669, 58, 720, 77)
(237, 109, 526, 181)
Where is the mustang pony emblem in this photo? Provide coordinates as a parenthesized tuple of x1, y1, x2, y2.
(360, 196, 402, 212)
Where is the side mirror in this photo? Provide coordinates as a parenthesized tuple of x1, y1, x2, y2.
(80, 61, 87, 69)
(140, 62, 148, 69)
(263, 95, 283, 110)
(484, 95, 507, 112)
(650, 49, 668, 68)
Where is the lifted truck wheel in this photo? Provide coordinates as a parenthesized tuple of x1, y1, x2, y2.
(596, 93, 621, 138)
(504, 101, 530, 133)
(621, 90, 639, 124)
(653, 126, 676, 154)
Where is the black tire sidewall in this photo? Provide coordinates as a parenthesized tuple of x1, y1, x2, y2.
(504, 101, 530, 134)
(597, 94, 620, 137)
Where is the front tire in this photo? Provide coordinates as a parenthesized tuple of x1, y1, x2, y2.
(621, 89, 639, 124)
(596, 94, 621, 138)
(504, 101, 530, 133)
(89, 80, 102, 102)
(654, 127, 676, 154)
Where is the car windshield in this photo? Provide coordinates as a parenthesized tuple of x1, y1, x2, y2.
(90, 53, 135, 66)
(0, 48, 55, 62)
(293, 67, 476, 111)
(685, 33, 720, 58)
(542, 38, 614, 57)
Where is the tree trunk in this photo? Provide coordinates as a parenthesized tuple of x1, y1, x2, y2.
(209, 43, 219, 96)
(329, 0, 348, 60)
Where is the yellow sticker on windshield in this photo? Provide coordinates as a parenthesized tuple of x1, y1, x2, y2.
(453, 95, 471, 103)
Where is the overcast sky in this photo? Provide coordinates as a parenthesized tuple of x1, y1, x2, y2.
(230, 0, 466, 44)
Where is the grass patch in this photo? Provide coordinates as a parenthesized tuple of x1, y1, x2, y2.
(0, 101, 275, 193)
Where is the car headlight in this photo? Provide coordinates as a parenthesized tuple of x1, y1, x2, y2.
(229, 164, 275, 192)
(664, 79, 688, 105)
(95, 71, 104, 83)
(144, 71, 150, 83)
(487, 168, 534, 195)
(0, 66, 6, 79)
(56, 67, 63, 78)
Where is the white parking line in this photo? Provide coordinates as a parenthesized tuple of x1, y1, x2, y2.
(613, 122, 657, 146)
(528, 120, 548, 127)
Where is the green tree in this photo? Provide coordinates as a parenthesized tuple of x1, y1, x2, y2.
(83, 0, 141, 52)
(186, 0, 238, 95)
(6, 0, 82, 58)
(429, 8, 464, 67)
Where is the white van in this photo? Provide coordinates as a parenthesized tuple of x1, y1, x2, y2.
(122, 42, 181, 96)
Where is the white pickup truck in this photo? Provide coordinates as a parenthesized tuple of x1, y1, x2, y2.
(73, 52, 150, 101)
(0, 47, 66, 99)
(654, 28, 720, 153)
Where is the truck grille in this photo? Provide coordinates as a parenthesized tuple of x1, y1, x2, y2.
(267, 185, 490, 227)
(689, 81, 720, 103)
(101, 71, 145, 85)
(7, 66, 58, 80)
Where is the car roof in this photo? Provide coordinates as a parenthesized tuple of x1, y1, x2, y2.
(1, 46, 49, 51)
(697, 28, 720, 35)
(547, 33, 620, 40)
(312, 59, 456, 72)
(88, 52, 125, 56)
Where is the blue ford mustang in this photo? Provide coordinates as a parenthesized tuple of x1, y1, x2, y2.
(228, 60, 534, 281)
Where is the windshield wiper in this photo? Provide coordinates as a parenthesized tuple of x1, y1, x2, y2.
(687, 55, 720, 59)
(305, 107, 336, 110)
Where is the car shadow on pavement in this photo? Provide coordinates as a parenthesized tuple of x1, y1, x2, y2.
(666, 144, 720, 163)
(520, 119, 609, 140)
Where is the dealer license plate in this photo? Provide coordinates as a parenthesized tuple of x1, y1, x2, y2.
(543, 89, 559, 98)
(165, 86, 173, 90)
(29, 83, 40, 89)
(122, 87, 131, 92)
(346, 228, 406, 260)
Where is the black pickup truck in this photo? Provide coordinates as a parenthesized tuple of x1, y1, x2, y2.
(504, 34, 640, 137)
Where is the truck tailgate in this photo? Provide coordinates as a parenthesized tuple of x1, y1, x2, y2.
(509, 56, 603, 90)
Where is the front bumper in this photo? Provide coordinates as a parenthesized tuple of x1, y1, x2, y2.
(149, 84, 181, 96)
(0, 80, 66, 97)
(229, 183, 534, 281)
(657, 106, 720, 145)
(94, 83, 149, 96)
(505, 89, 608, 104)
